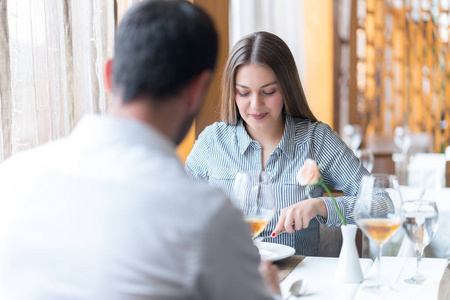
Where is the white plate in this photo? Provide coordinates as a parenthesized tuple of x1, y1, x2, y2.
(257, 242, 295, 261)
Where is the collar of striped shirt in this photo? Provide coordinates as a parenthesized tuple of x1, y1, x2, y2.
(236, 114, 296, 160)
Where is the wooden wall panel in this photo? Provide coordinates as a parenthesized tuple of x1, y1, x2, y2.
(176, 0, 229, 163)
(304, 0, 334, 127)
(335, 0, 450, 153)
(192, 0, 229, 137)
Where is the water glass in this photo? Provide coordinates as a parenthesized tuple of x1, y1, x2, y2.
(342, 124, 362, 153)
(401, 200, 439, 285)
(356, 148, 374, 173)
(394, 126, 412, 154)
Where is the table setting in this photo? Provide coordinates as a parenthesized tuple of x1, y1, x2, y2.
(367, 186, 450, 259)
(279, 176, 449, 299)
(229, 166, 449, 299)
(276, 256, 449, 299)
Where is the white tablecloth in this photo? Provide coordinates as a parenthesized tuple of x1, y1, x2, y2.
(280, 257, 373, 299)
(355, 257, 448, 300)
(281, 256, 448, 300)
(407, 153, 446, 188)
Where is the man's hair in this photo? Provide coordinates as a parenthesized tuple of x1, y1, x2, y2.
(113, 0, 218, 102)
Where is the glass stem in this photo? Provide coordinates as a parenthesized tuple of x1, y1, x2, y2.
(377, 245, 383, 286)
(415, 248, 423, 278)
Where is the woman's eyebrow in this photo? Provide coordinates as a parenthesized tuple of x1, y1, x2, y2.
(235, 81, 277, 89)
(261, 81, 277, 88)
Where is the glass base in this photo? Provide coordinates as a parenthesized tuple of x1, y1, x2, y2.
(360, 281, 397, 293)
(404, 273, 435, 285)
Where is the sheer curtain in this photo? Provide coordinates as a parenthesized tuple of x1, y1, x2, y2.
(0, 0, 308, 163)
(229, 0, 307, 89)
(0, 0, 141, 162)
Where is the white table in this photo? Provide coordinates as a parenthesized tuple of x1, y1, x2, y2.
(407, 153, 446, 188)
(281, 256, 448, 299)
(355, 257, 448, 300)
(280, 257, 373, 299)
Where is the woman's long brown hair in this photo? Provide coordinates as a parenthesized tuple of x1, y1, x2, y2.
(220, 31, 317, 124)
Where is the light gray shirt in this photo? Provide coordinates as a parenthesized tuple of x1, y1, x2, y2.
(0, 115, 273, 300)
(186, 115, 369, 255)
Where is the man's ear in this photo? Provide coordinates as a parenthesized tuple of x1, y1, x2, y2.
(104, 59, 114, 93)
(186, 70, 212, 114)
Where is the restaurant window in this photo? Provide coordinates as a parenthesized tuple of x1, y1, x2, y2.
(0, 1, 119, 162)
(0, 1, 148, 163)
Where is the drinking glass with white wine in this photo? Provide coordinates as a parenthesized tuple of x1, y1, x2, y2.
(230, 171, 276, 239)
(354, 174, 403, 292)
(401, 200, 439, 285)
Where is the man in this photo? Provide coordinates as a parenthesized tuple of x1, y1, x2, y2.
(0, 1, 280, 299)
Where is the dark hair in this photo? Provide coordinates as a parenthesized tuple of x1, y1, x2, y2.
(221, 31, 317, 124)
(113, 0, 218, 102)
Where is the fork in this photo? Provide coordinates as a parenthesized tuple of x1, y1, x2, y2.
(253, 229, 287, 246)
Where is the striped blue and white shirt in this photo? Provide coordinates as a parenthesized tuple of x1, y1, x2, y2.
(185, 115, 369, 255)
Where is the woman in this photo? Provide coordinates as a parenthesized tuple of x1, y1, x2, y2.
(185, 31, 368, 255)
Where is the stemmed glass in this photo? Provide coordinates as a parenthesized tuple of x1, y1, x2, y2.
(356, 148, 374, 173)
(342, 124, 362, 153)
(230, 171, 276, 239)
(394, 126, 412, 154)
(401, 200, 439, 285)
(354, 174, 403, 292)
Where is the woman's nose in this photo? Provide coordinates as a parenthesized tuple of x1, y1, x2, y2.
(250, 94, 263, 108)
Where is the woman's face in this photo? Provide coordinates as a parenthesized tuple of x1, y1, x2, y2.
(235, 63, 284, 136)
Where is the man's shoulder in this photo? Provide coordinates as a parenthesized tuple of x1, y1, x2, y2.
(143, 170, 235, 229)
(0, 139, 68, 173)
(169, 172, 229, 205)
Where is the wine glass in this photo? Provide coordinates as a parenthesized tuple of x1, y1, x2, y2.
(230, 171, 276, 239)
(354, 174, 403, 292)
(401, 200, 439, 285)
(356, 148, 374, 173)
(394, 126, 412, 154)
(342, 124, 362, 153)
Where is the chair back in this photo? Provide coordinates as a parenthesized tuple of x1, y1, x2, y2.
(317, 225, 364, 258)
(318, 190, 363, 257)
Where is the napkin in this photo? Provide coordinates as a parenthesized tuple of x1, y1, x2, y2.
(438, 259, 450, 300)
(275, 255, 305, 282)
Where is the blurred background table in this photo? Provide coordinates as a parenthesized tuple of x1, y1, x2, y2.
(407, 153, 447, 188)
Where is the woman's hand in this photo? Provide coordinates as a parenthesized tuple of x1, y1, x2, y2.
(271, 198, 327, 237)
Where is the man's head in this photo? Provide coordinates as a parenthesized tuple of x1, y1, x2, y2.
(105, 0, 217, 144)
(113, 0, 217, 102)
